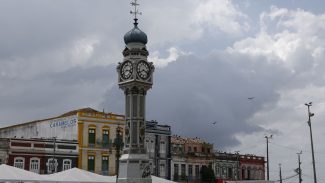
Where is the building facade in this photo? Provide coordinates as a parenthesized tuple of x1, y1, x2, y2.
(0, 138, 78, 174)
(171, 136, 214, 182)
(145, 120, 171, 180)
(239, 154, 265, 180)
(214, 152, 240, 182)
(0, 108, 125, 175)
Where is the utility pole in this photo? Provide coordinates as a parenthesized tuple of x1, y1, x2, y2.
(305, 102, 317, 183)
(279, 164, 282, 183)
(265, 134, 272, 181)
(52, 137, 56, 173)
(297, 151, 302, 183)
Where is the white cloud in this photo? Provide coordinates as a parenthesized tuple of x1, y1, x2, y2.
(149, 47, 190, 68)
(194, 0, 250, 35)
(228, 6, 325, 75)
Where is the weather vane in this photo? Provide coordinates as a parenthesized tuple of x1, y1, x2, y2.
(130, 0, 142, 23)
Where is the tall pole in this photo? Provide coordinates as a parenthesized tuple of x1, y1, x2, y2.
(297, 151, 302, 183)
(305, 102, 317, 183)
(265, 135, 272, 181)
(279, 164, 282, 183)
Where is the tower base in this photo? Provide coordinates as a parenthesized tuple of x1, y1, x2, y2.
(117, 153, 152, 183)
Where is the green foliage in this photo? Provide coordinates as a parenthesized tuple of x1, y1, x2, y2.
(201, 165, 216, 183)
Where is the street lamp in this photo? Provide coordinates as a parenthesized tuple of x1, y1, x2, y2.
(305, 102, 317, 183)
(265, 134, 272, 181)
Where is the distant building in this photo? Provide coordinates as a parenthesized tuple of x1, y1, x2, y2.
(171, 135, 214, 182)
(214, 152, 240, 181)
(0, 108, 125, 175)
(145, 120, 172, 180)
(0, 138, 78, 174)
(239, 154, 265, 180)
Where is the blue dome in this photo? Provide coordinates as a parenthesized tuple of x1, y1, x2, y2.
(124, 24, 148, 45)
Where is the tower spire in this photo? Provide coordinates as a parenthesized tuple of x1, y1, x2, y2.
(130, 0, 142, 26)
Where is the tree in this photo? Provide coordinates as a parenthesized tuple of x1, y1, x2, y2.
(201, 165, 216, 183)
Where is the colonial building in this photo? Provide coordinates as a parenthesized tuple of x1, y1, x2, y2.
(214, 152, 240, 182)
(171, 136, 214, 182)
(145, 120, 171, 180)
(0, 138, 78, 174)
(213, 152, 265, 183)
(0, 108, 125, 175)
(239, 154, 265, 180)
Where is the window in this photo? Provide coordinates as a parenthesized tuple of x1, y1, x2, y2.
(194, 147, 197, 152)
(188, 165, 193, 178)
(174, 164, 179, 180)
(160, 141, 166, 154)
(247, 168, 251, 180)
(63, 159, 72, 171)
(103, 129, 109, 148)
(30, 158, 40, 173)
(181, 164, 186, 176)
(102, 156, 109, 175)
(216, 165, 220, 177)
(88, 155, 95, 172)
(228, 167, 233, 179)
(14, 157, 24, 169)
(195, 165, 200, 178)
(160, 164, 165, 177)
(46, 158, 58, 173)
(88, 128, 96, 146)
(0, 159, 2, 165)
(188, 146, 192, 152)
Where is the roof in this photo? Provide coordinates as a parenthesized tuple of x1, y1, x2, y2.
(171, 135, 209, 145)
(0, 107, 123, 130)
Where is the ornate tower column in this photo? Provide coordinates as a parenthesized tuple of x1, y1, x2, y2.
(116, 1, 154, 183)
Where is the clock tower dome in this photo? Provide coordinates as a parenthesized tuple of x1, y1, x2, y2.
(116, 1, 154, 183)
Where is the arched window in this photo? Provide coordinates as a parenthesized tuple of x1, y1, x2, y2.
(63, 159, 72, 171)
(30, 157, 40, 173)
(46, 158, 58, 173)
(14, 157, 25, 169)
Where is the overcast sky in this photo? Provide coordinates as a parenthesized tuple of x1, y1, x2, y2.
(1, 0, 325, 182)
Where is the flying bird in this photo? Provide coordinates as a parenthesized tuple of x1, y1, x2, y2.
(212, 121, 219, 125)
(248, 97, 255, 100)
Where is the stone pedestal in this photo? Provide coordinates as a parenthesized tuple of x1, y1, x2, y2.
(117, 154, 152, 183)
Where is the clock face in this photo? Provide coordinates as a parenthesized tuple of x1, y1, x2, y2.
(121, 61, 133, 80)
(137, 61, 151, 80)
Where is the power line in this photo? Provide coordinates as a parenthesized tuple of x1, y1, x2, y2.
(274, 173, 298, 182)
(270, 142, 325, 155)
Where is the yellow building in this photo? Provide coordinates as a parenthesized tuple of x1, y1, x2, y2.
(0, 108, 125, 175)
(77, 108, 125, 175)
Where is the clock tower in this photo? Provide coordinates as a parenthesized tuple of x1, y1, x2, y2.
(116, 1, 154, 183)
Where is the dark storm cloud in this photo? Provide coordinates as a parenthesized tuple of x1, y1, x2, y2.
(0, 65, 116, 125)
(101, 52, 292, 148)
(0, 1, 128, 60)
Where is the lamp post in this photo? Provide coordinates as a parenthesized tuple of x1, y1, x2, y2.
(305, 102, 317, 183)
(265, 135, 272, 181)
